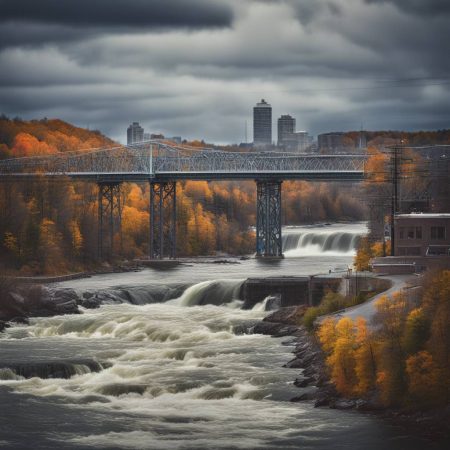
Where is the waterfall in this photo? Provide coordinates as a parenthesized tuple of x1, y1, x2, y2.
(282, 227, 364, 256)
(176, 279, 244, 307)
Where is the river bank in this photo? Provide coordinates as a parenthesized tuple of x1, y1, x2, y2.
(253, 305, 450, 443)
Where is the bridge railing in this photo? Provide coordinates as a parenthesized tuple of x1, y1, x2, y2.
(0, 142, 366, 177)
(154, 151, 366, 173)
(0, 146, 152, 175)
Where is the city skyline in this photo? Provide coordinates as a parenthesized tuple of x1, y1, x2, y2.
(1, 0, 449, 144)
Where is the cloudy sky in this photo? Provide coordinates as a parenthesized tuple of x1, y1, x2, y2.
(0, 0, 449, 144)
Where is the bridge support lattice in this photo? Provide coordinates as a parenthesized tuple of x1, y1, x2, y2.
(256, 180, 283, 258)
(98, 182, 123, 260)
(149, 181, 177, 259)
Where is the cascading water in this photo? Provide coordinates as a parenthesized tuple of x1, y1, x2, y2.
(282, 225, 365, 257)
(1, 223, 430, 450)
(175, 279, 244, 307)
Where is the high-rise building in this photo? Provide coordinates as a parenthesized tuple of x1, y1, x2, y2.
(127, 122, 144, 145)
(277, 114, 296, 147)
(253, 99, 272, 146)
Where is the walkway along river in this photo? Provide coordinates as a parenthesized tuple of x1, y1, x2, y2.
(0, 223, 445, 449)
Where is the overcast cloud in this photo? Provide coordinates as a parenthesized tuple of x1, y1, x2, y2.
(0, 0, 449, 144)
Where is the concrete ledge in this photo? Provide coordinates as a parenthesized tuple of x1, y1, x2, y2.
(255, 255, 285, 261)
(242, 275, 342, 309)
(136, 259, 181, 269)
(8, 272, 89, 284)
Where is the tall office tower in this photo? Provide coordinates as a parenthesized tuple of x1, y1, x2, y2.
(277, 114, 296, 147)
(127, 122, 144, 145)
(253, 99, 272, 146)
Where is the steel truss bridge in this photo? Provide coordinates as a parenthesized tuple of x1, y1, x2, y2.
(0, 141, 366, 259)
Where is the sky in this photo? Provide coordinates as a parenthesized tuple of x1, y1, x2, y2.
(0, 0, 449, 144)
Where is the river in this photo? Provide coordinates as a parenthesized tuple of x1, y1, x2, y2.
(0, 223, 444, 449)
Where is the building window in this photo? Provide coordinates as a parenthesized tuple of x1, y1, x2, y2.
(400, 226, 422, 239)
(397, 247, 421, 256)
(431, 226, 445, 240)
(426, 246, 450, 256)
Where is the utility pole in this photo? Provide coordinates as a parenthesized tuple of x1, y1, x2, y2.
(390, 143, 401, 256)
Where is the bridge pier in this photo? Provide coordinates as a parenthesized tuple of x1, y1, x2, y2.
(149, 181, 177, 259)
(256, 180, 283, 258)
(97, 182, 123, 260)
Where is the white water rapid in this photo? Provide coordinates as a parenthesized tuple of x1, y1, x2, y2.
(282, 224, 365, 257)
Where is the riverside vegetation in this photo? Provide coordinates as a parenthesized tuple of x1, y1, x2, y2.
(316, 270, 449, 411)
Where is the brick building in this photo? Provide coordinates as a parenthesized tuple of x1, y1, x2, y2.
(395, 213, 450, 257)
(371, 213, 450, 274)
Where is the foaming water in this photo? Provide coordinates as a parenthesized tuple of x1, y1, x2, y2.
(0, 303, 305, 448)
(0, 301, 433, 449)
(283, 223, 366, 257)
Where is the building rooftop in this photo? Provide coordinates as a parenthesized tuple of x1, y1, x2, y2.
(256, 99, 271, 107)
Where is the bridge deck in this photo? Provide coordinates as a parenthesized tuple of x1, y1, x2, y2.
(0, 170, 365, 182)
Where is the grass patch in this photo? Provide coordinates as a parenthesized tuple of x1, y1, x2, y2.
(302, 290, 379, 331)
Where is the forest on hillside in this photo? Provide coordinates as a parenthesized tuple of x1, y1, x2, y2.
(344, 129, 450, 149)
(0, 117, 367, 275)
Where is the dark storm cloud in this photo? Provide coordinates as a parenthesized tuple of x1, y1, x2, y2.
(0, 0, 233, 28)
(0, 0, 449, 143)
(365, 0, 450, 16)
(0, 23, 96, 49)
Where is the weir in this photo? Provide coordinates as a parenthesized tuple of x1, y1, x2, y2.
(282, 228, 362, 255)
(242, 275, 342, 309)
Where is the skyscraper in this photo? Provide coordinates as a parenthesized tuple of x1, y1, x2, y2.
(253, 99, 272, 146)
(127, 122, 144, 145)
(277, 114, 296, 147)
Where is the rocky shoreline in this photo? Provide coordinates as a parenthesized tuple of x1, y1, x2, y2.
(1, 281, 448, 443)
(254, 305, 450, 443)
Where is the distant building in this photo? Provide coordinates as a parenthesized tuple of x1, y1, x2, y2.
(170, 136, 182, 144)
(253, 99, 272, 147)
(290, 131, 313, 153)
(318, 132, 346, 153)
(279, 128, 313, 153)
(371, 213, 450, 274)
(127, 122, 144, 145)
(143, 133, 151, 141)
(150, 133, 165, 140)
(277, 115, 296, 147)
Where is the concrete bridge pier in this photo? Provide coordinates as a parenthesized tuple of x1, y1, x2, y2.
(97, 182, 123, 260)
(149, 181, 177, 259)
(256, 180, 283, 258)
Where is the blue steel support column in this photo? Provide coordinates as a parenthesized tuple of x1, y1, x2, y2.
(256, 180, 283, 258)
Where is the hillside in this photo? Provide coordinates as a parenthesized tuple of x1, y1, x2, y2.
(0, 116, 115, 159)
